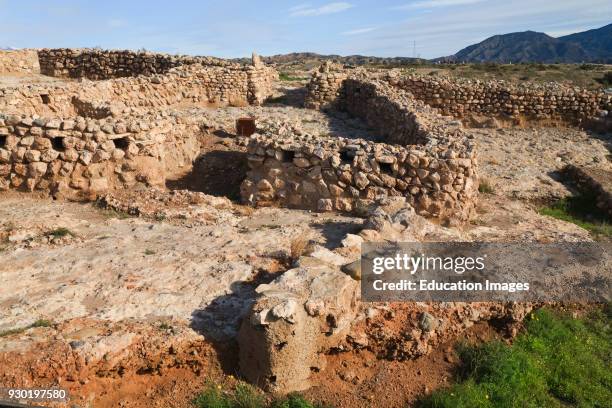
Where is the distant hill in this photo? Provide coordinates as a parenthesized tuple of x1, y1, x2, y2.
(233, 52, 425, 68)
(237, 24, 611, 66)
(445, 23, 612, 63)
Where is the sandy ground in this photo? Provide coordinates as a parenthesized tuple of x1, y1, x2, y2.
(0, 73, 73, 88)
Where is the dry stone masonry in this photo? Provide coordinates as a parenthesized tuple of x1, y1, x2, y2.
(390, 74, 612, 130)
(0, 49, 278, 197)
(2, 54, 277, 118)
(305, 65, 612, 130)
(38, 48, 229, 79)
(242, 75, 479, 223)
(0, 111, 201, 198)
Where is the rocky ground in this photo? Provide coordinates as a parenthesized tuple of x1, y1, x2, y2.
(0, 80, 610, 407)
(472, 126, 611, 202)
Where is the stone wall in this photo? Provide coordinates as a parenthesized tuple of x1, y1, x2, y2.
(37, 48, 228, 79)
(241, 78, 478, 223)
(304, 62, 348, 110)
(0, 49, 277, 198)
(304, 67, 612, 130)
(0, 112, 201, 198)
(0, 50, 40, 74)
(1, 58, 278, 117)
(390, 74, 612, 129)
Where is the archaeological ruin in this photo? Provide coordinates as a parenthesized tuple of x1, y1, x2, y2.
(0, 49, 277, 199)
(1, 46, 611, 404)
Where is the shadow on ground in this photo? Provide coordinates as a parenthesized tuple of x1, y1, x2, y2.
(166, 150, 249, 201)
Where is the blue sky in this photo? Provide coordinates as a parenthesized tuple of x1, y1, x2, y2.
(0, 1, 610, 58)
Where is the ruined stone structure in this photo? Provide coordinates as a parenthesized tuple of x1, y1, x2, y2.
(304, 62, 348, 110)
(37, 48, 229, 79)
(305, 65, 612, 130)
(391, 74, 612, 129)
(239, 265, 359, 392)
(242, 75, 478, 222)
(0, 49, 278, 197)
(0, 112, 201, 198)
(2, 52, 277, 117)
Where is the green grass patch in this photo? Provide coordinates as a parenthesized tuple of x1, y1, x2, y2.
(418, 307, 612, 408)
(538, 194, 611, 239)
(0, 319, 53, 338)
(279, 72, 307, 82)
(193, 381, 324, 408)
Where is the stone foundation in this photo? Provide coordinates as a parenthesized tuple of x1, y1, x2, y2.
(390, 74, 612, 129)
(1, 55, 277, 117)
(0, 49, 277, 198)
(0, 112, 201, 198)
(37, 48, 229, 79)
(242, 77, 478, 222)
(305, 66, 612, 131)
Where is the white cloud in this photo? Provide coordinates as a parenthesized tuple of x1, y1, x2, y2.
(289, 3, 312, 12)
(393, 0, 487, 10)
(342, 27, 376, 35)
(290, 2, 353, 17)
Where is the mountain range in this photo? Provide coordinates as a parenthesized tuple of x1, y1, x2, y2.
(260, 23, 611, 65)
(445, 23, 612, 63)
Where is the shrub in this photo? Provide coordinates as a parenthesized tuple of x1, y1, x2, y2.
(477, 179, 494, 194)
(290, 236, 310, 261)
(44, 227, 74, 238)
